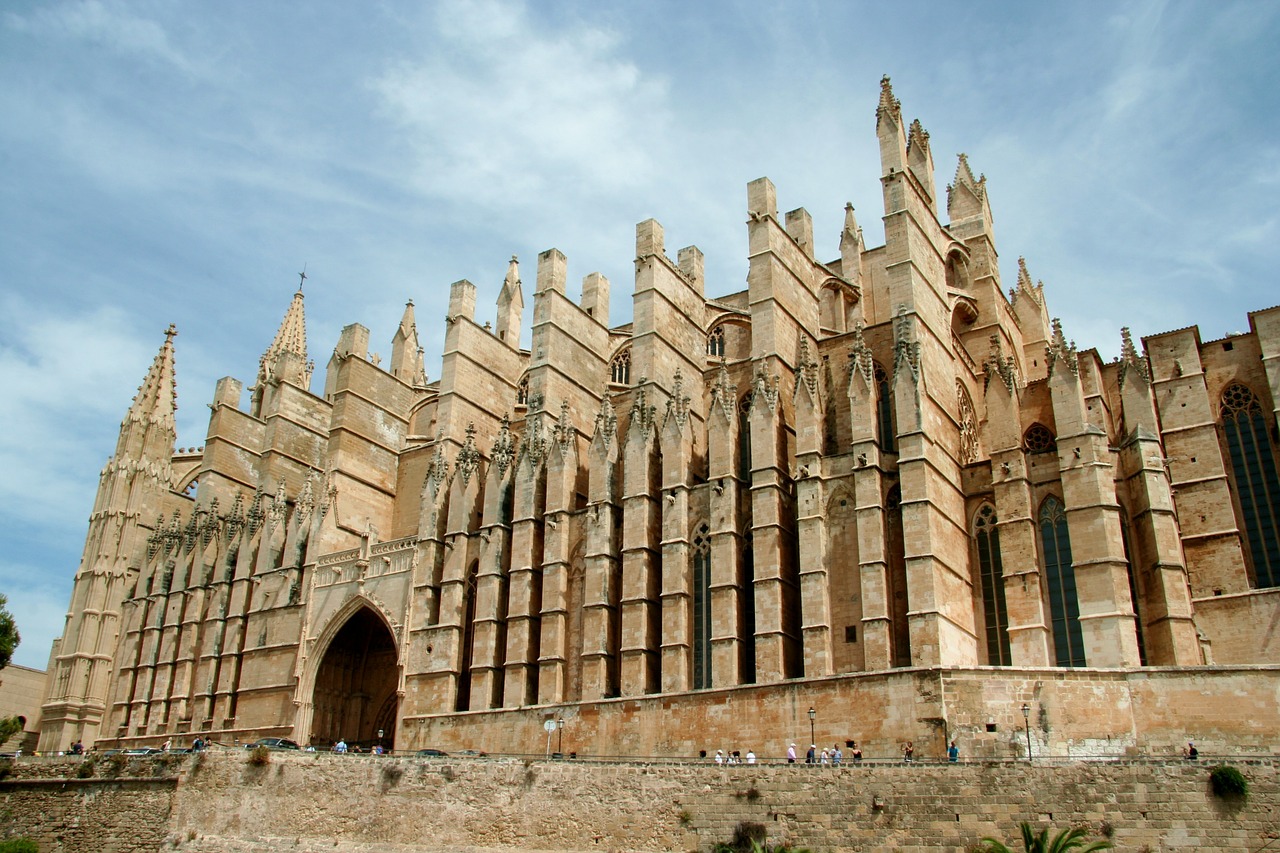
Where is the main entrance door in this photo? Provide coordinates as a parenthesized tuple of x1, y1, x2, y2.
(311, 607, 398, 750)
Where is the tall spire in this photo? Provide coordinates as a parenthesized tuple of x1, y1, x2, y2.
(253, 289, 313, 414)
(124, 324, 179, 437)
(495, 255, 524, 347)
(390, 299, 426, 385)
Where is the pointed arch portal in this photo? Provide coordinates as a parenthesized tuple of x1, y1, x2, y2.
(311, 607, 399, 749)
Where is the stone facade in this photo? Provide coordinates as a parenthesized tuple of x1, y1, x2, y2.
(36, 78, 1280, 759)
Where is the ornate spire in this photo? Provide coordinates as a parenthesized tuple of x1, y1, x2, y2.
(257, 289, 312, 391)
(1011, 257, 1044, 307)
(751, 363, 780, 414)
(848, 322, 875, 390)
(125, 324, 179, 435)
(1046, 318, 1079, 378)
(710, 360, 736, 423)
(592, 393, 619, 448)
(892, 306, 921, 386)
(876, 75, 901, 128)
(663, 369, 692, 429)
(946, 153, 988, 216)
(495, 255, 525, 346)
(983, 335, 1019, 395)
(627, 380, 657, 441)
(503, 255, 521, 293)
(907, 118, 930, 155)
(391, 299, 426, 385)
(421, 432, 450, 503)
(795, 339, 819, 397)
(1118, 327, 1151, 389)
(491, 414, 516, 477)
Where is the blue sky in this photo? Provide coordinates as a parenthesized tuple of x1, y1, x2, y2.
(1, 0, 1277, 670)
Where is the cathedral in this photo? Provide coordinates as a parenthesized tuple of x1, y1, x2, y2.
(37, 79, 1280, 759)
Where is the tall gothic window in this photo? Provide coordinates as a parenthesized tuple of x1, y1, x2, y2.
(1221, 383, 1280, 589)
(610, 349, 631, 386)
(1038, 495, 1085, 667)
(974, 504, 1011, 666)
(692, 523, 713, 689)
(707, 325, 726, 358)
(739, 391, 754, 482)
(515, 374, 529, 407)
(875, 364, 896, 453)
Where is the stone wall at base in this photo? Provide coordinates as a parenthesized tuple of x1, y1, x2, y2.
(3, 752, 1278, 852)
(0, 777, 176, 852)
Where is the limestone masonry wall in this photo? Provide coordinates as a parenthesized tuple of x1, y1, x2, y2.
(3, 752, 1277, 852)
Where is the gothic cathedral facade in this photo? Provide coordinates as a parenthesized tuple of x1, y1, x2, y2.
(38, 79, 1280, 758)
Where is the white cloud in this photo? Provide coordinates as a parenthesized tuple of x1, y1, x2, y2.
(0, 294, 152, 526)
(371, 0, 672, 209)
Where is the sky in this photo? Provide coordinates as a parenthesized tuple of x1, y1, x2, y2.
(1, 0, 1278, 670)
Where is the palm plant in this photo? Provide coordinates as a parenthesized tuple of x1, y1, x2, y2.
(982, 823, 1113, 853)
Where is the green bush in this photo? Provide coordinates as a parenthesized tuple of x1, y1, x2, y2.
(247, 745, 271, 766)
(1210, 765, 1248, 798)
(0, 838, 40, 853)
(75, 758, 95, 779)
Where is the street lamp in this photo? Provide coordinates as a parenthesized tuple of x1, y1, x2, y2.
(557, 717, 564, 756)
(808, 707, 816, 752)
(378, 728, 385, 754)
(1021, 703, 1032, 762)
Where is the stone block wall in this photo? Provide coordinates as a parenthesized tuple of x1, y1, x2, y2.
(2, 751, 1277, 852)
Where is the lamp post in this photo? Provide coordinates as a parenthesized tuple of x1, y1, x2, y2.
(808, 707, 816, 751)
(557, 717, 564, 756)
(377, 728, 384, 754)
(1021, 703, 1032, 762)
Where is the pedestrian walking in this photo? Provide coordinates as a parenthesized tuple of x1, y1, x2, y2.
(831, 744, 842, 765)
(787, 743, 797, 763)
(806, 744, 816, 764)
(947, 740, 959, 762)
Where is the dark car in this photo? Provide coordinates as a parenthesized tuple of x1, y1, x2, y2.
(245, 738, 300, 751)
(415, 748, 448, 757)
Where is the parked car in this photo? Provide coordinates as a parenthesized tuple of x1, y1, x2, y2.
(415, 748, 448, 757)
(245, 738, 300, 751)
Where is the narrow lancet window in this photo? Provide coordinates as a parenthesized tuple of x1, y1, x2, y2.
(1221, 383, 1280, 589)
(974, 504, 1011, 666)
(692, 523, 713, 689)
(875, 365, 895, 452)
(1038, 495, 1085, 666)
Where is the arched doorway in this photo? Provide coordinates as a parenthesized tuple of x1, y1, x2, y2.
(311, 607, 399, 750)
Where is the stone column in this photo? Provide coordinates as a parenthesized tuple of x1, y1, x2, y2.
(1048, 326, 1141, 667)
(581, 397, 621, 699)
(620, 387, 661, 695)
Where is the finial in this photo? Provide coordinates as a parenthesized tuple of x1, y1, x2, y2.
(298, 263, 308, 292)
(165, 323, 177, 342)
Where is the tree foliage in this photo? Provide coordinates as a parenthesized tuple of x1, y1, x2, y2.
(0, 593, 18, 670)
(981, 823, 1113, 853)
